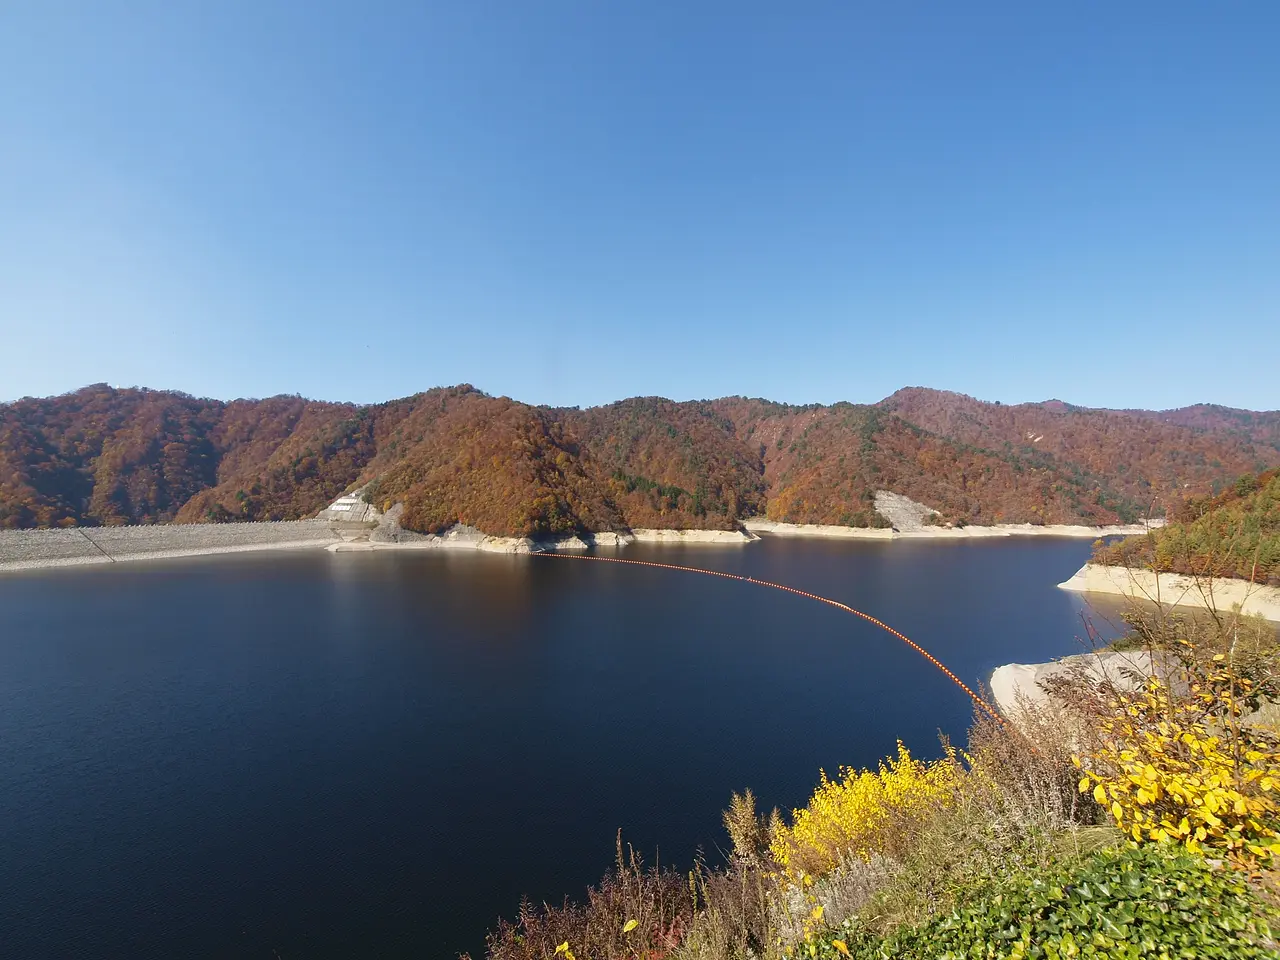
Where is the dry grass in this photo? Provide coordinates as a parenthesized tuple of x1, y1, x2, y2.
(472, 834, 694, 960)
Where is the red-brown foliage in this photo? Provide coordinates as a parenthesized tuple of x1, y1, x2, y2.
(3, 383, 1277, 535)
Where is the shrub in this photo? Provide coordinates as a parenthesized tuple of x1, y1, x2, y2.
(815, 845, 1276, 959)
(1075, 667, 1280, 862)
(770, 744, 961, 880)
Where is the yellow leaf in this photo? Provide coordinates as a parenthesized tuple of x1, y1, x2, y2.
(832, 941, 851, 957)
(1094, 784, 1107, 804)
(622, 919, 638, 934)
(555, 944, 570, 956)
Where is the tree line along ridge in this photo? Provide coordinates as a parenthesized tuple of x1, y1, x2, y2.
(2, 383, 1277, 537)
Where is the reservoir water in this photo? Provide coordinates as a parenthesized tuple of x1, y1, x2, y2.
(0, 537, 1111, 958)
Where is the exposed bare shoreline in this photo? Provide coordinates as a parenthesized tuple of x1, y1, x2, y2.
(2, 515, 1160, 574)
(743, 519, 1156, 540)
(1058, 562, 1280, 623)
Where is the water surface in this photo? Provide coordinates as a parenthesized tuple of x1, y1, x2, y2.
(0, 537, 1110, 958)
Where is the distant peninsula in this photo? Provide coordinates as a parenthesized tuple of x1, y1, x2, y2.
(1059, 469, 1280, 621)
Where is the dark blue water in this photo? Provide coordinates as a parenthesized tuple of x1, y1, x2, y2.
(0, 537, 1109, 958)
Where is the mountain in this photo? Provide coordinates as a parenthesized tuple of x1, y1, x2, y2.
(1120, 403, 1280, 454)
(3, 383, 1278, 536)
(879, 388, 1280, 510)
(711, 397, 1141, 527)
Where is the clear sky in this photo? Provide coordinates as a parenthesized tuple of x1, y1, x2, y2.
(2, 3, 1277, 410)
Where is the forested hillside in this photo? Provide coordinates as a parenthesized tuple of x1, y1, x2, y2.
(3, 383, 1277, 536)
(712, 398, 1139, 527)
(561, 398, 767, 529)
(1122, 403, 1280, 454)
(879, 387, 1280, 508)
(1094, 470, 1280, 585)
(359, 389, 624, 536)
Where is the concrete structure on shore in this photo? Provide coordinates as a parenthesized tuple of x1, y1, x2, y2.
(0, 521, 342, 572)
(316, 492, 379, 523)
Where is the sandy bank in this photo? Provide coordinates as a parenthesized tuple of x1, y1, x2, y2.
(900, 522, 1155, 539)
(990, 650, 1163, 719)
(743, 519, 1157, 541)
(742, 520, 895, 540)
(329, 526, 758, 556)
(1058, 563, 1280, 623)
(628, 528, 758, 545)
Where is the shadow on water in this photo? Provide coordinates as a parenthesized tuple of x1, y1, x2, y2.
(0, 536, 1109, 958)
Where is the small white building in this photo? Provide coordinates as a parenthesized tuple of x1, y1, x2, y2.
(316, 491, 379, 523)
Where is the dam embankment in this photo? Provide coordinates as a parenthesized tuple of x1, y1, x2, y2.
(0, 521, 343, 572)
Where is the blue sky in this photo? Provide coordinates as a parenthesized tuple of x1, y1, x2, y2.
(2, 2, 1277, 410)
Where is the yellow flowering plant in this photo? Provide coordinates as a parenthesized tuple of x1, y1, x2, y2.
(771, 743, 960, 880)
(1075, 653, 1280, 863)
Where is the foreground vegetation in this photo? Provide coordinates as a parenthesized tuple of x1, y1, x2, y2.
(472, 598, 1280, 959)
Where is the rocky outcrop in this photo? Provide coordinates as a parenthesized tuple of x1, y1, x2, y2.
(873, 491, 940, 531)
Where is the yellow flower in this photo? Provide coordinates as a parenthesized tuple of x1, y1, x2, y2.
(772, 743, 960, 879)
(1073, 673, 1280, 865)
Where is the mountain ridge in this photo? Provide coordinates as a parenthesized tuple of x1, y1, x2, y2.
(3, 383, 1277, 536)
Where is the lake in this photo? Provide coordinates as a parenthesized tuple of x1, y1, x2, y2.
(0, 536, 1113, 958)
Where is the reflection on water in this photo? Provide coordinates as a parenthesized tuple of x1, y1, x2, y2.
(0, 537, 1106, 958)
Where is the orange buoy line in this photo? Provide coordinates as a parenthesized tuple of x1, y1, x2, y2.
(535, 551, 1005, 726)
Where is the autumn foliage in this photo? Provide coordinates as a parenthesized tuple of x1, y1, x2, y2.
(1094, 471, 1280, 585)
(3, 383, 1278, 537)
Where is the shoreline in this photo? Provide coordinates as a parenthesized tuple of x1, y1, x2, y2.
(328, 526, 762, 556)
(0, 522, 764, 572)
(1059, 562, 1280, 623)
(743, 519, 1157, 540)
(1, 517, 1157, 575)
